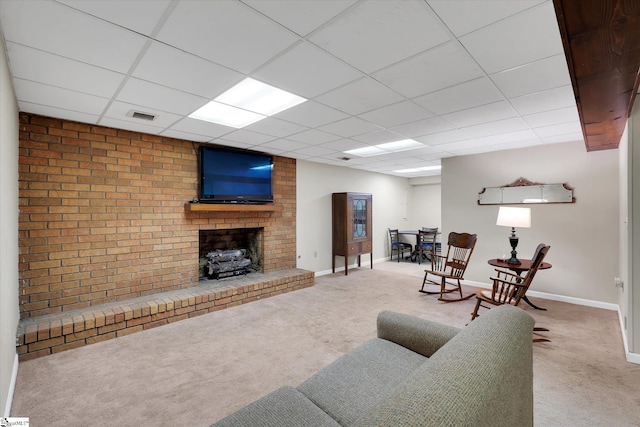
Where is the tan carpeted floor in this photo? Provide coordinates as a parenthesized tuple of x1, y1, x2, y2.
(11, 261, 640, 426)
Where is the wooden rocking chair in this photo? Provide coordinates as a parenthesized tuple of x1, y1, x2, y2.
(419, 232, 477, 302)
(471, 243, 551, 342)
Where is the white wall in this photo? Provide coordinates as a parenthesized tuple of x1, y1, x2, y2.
(407, 177, 442, 231)
(442, 141, 620, 303)
(0, 31, 20, 416)
(296, 160, 410, 273)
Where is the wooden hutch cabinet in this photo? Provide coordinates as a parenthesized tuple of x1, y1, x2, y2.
(332, 192, 372, 275)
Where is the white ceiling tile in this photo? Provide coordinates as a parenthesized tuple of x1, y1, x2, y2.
(291, 145, 337, 157)
(320, 139, 369, 152)
(414, 129, 470, 146)
(359, 101, 433, 128)
(373, 42, 484, 98)
(160, 129, 212, 143)
(242, 0, 356, 36)
(253, 41, 362, 98)
(244, 117, 308, 138)
(99, 117, 165, 135)
(18, 101, 100, 125)
(441, 101, 517, 128)
(0, 0, 587, 179)
(103, 101, 182, 128)
(541, 132, 584, 144)
(132, 42, 243, 99)
(413, 77, 504, 115)
(309, 0, 450, 73)
(117, 78, 208, 116)
(390, 117, 455, 138)
(169, 117, 234, 138)
(534, 121, 583, 138)
(6, 43, 125, 98)
(317, 117, 382, 138)
(156, 0, 298, 74)
(510, 85, 576, 116)
(13, 78, 109, 116)
(523, 106, 580, 128)
(0, 0, 147, 73)
(283, 151, 314, 160)
(287, 129, 341, 145)
(352, 130, 405, 145)
(486, 139, 544, 151)
(213, 129, 275, 145)
(315, 77, 404, 115)
(57, 0, 172, 36)
(254, 139, 311, 152)
(460, 117, 529, 138)
(459, 2, 563, 74)
(428, 1, 544, 37)
(491, 54, 571, 99)
(274, 101, 349, 128)
(477, 129, 539, 145)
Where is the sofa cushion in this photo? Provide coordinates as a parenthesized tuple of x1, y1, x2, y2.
(352, 305, 535, 427)
(210, 386, 340, 427)
(297, 338, 427, 426)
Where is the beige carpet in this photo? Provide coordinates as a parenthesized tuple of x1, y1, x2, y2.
(11, 261, 640, 426)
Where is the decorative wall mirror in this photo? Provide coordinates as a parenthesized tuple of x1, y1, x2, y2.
(478, 177, 575, 205)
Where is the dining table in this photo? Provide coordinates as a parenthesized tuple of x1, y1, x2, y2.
(398, 230, 440, 262)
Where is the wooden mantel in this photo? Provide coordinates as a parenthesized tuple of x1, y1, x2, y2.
(553, 0, 640, 152)
(185, 203, 280, 212)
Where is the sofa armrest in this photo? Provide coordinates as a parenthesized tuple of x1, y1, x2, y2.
(376, 311, 460, 358)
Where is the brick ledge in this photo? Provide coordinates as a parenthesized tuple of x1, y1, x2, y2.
(16, 268, 314, 361)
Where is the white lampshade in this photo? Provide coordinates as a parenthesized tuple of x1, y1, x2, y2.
(496, 206, 531, 228)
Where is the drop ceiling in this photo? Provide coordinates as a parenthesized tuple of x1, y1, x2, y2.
(0, 0, 614, 177)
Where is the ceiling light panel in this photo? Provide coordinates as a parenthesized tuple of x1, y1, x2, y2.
(215, 78, 306, 116)
(376, 139, 424, 151)
(344, 146, 386, 157)
(189, 101, 265, 128)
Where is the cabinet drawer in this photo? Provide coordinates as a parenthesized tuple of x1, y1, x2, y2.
(361, 240, 372, 253)
(347, 244, 360, 255)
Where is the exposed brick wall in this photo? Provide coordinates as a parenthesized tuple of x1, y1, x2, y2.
(18, 113, 297, 319)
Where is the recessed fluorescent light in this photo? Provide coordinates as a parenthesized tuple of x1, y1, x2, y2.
(189, 101, 265, 128)
(216, 78, 307, 116)
(376, 139, 423, 152)
(189, 78, 307, 128)
(343, 146, 386, 157)
(393, 165, 442, 174)
(343, 139, 424, 157)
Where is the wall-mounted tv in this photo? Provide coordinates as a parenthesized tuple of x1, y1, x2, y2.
(198, 145, 273, 204)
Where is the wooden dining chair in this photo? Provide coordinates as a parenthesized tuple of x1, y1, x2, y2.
(471, 244, 550, 320)
(413, 228, 438, 265)
(388, 229, 412, 262)
(419, 232, 477, 302)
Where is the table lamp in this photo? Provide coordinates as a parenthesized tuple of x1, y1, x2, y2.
(496, 206, 531, 265)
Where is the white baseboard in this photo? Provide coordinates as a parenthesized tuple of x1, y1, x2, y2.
(617, 308, 640, 364)
(4, 353, 18, 417)
(464, 280, 618, 311)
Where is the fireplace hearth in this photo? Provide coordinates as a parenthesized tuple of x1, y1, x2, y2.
(199, 228, 264, 280)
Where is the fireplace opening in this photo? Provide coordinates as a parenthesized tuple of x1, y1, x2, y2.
(199, 228, 264, 280)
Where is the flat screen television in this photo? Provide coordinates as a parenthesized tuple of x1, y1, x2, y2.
(198, 145, 273, 204)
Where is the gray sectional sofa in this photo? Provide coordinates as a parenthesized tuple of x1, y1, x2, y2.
(211, 305, 534, 427)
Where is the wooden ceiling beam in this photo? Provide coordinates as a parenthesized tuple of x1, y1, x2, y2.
(553, 0, 640, 151)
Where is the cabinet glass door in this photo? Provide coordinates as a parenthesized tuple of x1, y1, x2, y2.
(352, 198, 367, 239)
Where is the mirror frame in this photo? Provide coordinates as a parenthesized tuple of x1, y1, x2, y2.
(478, 177, 575, 205)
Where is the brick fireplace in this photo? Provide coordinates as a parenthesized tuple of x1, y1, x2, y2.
(199, 227, 264, 279)
(16, 113, 313, 360)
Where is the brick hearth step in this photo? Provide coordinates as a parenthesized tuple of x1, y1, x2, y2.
(16, 268, 314, 361)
